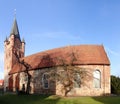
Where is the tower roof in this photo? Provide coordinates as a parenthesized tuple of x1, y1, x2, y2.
(4, 36, 8, 42)
(22, 38, 25, 43)
(10, 18, 20, 39)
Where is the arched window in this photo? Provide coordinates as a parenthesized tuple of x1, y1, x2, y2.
(74, 73, 81, 88)
(93, 70, 101, 88)
(42, 73, 49, 89)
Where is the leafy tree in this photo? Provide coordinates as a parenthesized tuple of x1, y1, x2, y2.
(111, 75, 120, 95)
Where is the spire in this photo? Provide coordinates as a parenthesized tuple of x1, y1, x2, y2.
(10, 18, 20, 39)
(22, 38, 25, 43)
(4, 36, 8, 42)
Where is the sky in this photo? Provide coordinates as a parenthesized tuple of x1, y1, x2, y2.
(0, 0, 120, 79)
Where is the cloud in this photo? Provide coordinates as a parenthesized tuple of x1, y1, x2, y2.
(31, 31, 83, 42)
(41, 32, 69, 38)
(106, 47, 120, 57)
(34, 32, 67, 38)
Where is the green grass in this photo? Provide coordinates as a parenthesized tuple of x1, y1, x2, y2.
(0, 94, 120, 104)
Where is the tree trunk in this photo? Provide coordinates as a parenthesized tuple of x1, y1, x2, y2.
(26, 74, 31, 94)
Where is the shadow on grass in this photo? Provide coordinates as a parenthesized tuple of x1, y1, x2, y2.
(0, 94, 61, 104)
(2, 94, 120, 104)
(92, 96, 120, 104)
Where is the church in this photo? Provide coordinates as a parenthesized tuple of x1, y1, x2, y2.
(4, 18, 111, 96)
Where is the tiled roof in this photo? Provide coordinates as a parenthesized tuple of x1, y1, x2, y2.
(9, 45, 110, 74)
(0, 80, 4, 85)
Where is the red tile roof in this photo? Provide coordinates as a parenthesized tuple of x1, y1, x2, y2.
(9, 45, 110, 74)
(0, 80, 4, 86)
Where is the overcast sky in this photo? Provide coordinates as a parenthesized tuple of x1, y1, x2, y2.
(0, 0, 120, 79)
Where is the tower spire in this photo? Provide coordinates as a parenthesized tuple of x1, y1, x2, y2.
(10, 17, 20, 40)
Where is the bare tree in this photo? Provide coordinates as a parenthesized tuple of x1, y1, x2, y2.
(56, 52, 86, 96)
(13, 50, 31, 94)
(42, 51, 87, 96)
(13, 49, 88, 96)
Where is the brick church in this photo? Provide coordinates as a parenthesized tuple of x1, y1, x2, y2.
(4, 18, 111, 96)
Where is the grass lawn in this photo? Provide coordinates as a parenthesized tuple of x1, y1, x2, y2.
(0, 94, 120, 104)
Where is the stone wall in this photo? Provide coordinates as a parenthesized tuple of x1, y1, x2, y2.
(33, 69, 56, 94)
(55, 65, 110, 96)
(32, 65, 110, 96)
(10, 64, 110, 96)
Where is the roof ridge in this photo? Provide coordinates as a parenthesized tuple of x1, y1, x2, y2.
(23, 44, 103, 58)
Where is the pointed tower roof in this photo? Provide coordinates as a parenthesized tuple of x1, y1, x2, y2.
(10, 18, 20, 39)
(22, 38, 25, 43)
(4, 36, 8, 42)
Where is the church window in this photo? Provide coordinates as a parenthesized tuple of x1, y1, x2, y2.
(93, 70, 101, 88)
(42, 73, 49, 89)
(74, 73, 81, 88)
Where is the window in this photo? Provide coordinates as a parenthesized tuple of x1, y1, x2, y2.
(93, 70, 101, 88)
(42, 73, 49, 89)
(74, 73, 81, 88)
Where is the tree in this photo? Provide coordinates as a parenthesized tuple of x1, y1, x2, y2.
(13, 50, 31, 94)
(111, 75, 120, 95)
(41, 51, 87, 96)
(13, 48, 88, 96)
(56, 53, 86, 96)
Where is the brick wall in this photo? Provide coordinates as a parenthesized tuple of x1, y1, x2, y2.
(11, 64, 110, 96)
(32, 65, 110, 96)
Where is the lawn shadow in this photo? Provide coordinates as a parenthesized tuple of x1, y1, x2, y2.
(92, 96, 120, 104)
(38, 95, 62, 104)
(0, 94, 61, 104)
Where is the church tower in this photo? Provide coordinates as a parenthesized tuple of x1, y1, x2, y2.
(4, 18, 25, 91)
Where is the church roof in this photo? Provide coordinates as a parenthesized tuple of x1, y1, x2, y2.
(0, 80, 4, 86)
(9, 45, 110, 74)
(10, 18, 20, 39)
